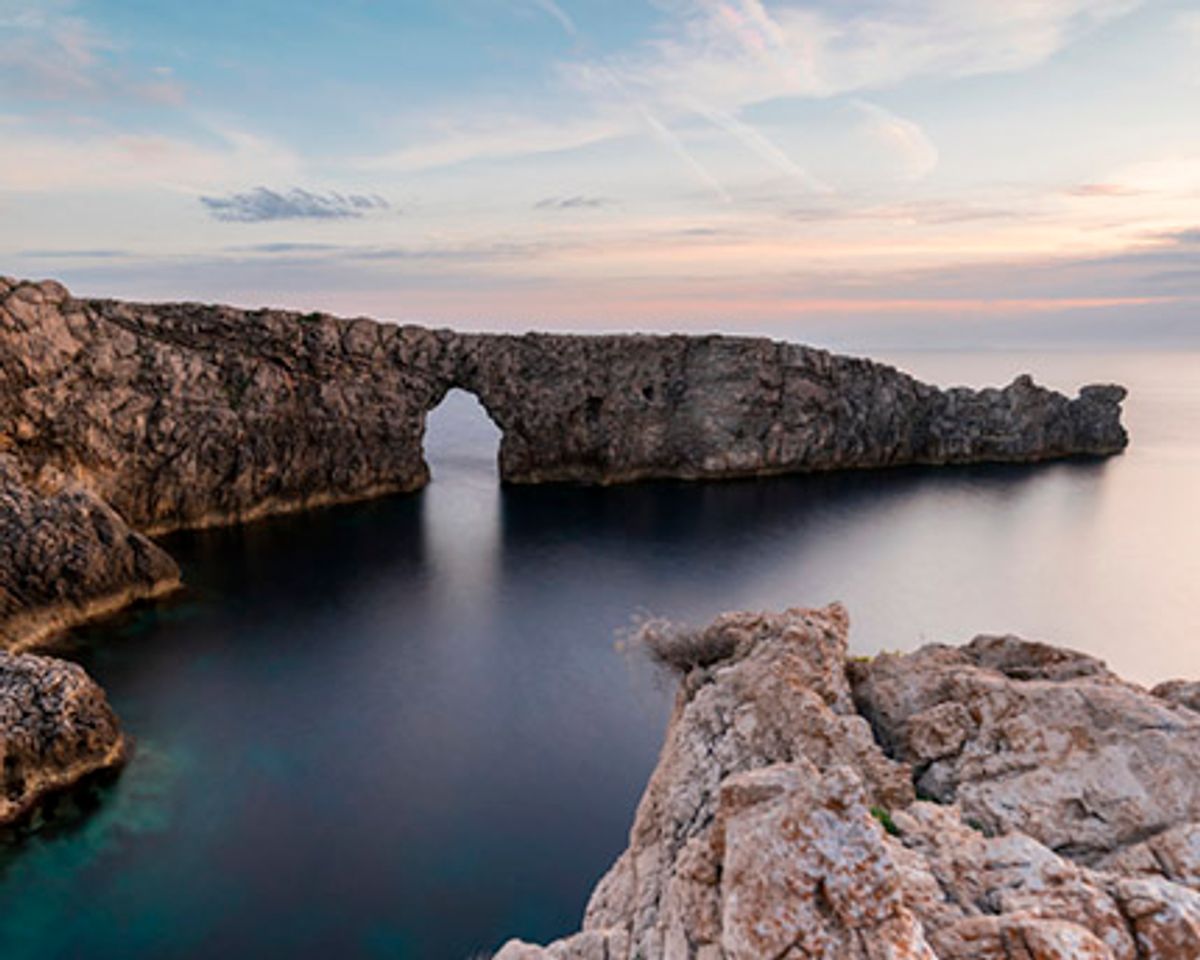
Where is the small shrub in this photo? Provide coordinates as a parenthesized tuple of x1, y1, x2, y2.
(870, 805, 900, 837)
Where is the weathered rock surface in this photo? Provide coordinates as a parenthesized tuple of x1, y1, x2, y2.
(0, 454, 180, 652)
(849, 636, 1200, 863)
(457, 334, 1128, 485)
(0, 649, 126, 825)
(0, 277, 1127, 648)
(496, 608, 1200, 960)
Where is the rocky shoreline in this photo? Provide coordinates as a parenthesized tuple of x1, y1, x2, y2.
(497, 606, 1200, 960)
(0, 650, 127, 826)
(0, 276, 1132, 845)
(1, 276, 1127, 654)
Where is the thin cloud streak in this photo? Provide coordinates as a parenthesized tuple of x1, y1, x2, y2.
(200, 187, 389, 222)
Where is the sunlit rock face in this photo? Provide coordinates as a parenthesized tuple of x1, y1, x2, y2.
(0, 650, 126, 826)
(496, 607, 1200, 960)
(0, 277, 1127, 648)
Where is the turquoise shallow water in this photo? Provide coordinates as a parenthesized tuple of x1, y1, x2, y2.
(1, 349, 1197, 959)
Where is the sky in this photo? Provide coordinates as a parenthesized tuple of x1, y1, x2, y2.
(1, 0, 1198, 347)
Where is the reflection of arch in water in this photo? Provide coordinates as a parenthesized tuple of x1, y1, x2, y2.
(491, 458, 1113, 656)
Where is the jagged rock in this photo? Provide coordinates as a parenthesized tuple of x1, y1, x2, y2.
(0, 650, 127, 824)
(1152, 681, 1200, 714)
(0, 455, 180, 651)
(501, 608, 1200, 960)
(849, 635, 1200, 862)
(0, 278, 1128, 647)
(1099, 823, 1200, 890)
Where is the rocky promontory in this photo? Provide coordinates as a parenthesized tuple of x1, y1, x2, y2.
(497, 606, 1200, 960)
(0, 275, 1127, 650)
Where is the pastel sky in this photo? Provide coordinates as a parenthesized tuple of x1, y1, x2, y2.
(2, 0, 1198, 347)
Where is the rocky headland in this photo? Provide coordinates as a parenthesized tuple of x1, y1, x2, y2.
(496, 606, 1200, 960)
(0, 277, 1127, 652)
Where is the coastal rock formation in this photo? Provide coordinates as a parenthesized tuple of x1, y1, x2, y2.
(0, 455, 180, 652)
(495, 607, 1200, 960)
(0, 277, 450, 533)
(457, 334, 1128, 485)
(0, 276, 1127, 648)
(0, 649, 127, 825)
(849, 637, 1200, 863)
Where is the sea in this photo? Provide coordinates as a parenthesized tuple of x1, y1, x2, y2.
(0, 348, 1196, 959)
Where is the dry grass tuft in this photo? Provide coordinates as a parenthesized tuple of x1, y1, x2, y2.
(632, 617, 739, 674)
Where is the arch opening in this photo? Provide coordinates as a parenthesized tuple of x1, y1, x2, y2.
(422, 387, 503, 484)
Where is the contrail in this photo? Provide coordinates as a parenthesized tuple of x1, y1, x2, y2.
(531, 0, 578, 37)
(693, 103, 831, 194)
(530, 1, 732, 203)
(637, 105, 733, 203)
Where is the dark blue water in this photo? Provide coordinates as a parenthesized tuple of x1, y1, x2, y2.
(1, 350, 1197, 959)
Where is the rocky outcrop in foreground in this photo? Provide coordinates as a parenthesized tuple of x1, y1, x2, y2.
(0, 650, 126, 825)
(0, 276, 1127, 649)
(497, 607, 1200, 960)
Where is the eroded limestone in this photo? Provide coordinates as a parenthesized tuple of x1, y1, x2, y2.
(497, 608, 1200, 960)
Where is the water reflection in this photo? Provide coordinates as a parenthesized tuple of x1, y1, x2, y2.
(0, 351, 1196, 960)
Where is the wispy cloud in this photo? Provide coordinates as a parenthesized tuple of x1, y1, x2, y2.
(0, 122, 302, 192)
(851, 100, 939, 181)
(691, 103, 830, 192)
(1152, 226, 1200, 247)
(570, 0, 1145, 112)
(16, 248, 129, 259)
(199, 187, 390, 223)
(0, 0, 184, 104)
(535, 195, 613, 210)
(528, 0, 577, 38)
(1066, 183, 1143, 197)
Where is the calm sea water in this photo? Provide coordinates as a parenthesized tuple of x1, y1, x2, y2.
(1, 349, 1197, 959)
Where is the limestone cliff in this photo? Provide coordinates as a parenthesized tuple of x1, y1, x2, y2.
(0, 277, 1127, 650)
(496, 607, 1200, 960)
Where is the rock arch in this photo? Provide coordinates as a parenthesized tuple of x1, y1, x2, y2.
(0, 278, 1129, 649)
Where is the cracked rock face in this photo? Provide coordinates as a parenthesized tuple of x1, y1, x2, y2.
(496, 608, 1200, 960)
(0, 454, 180, 652)
(0, 650, 127, 825)
(849, 636, 1200, 863)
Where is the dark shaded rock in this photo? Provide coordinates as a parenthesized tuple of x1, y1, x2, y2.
(0, 455, 180, 651)
(0, 650, 126, 825)
(456, 336, 1128, 485)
